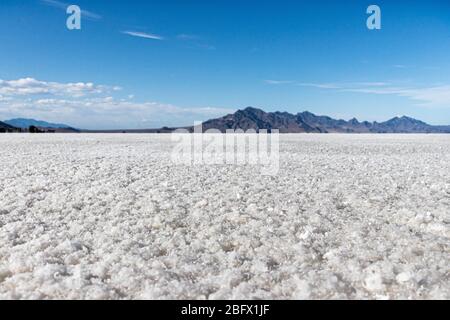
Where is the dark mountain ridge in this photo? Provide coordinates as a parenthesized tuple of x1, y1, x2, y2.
(2, 118, 80, 133)
(4, 118, 75, 130)
(0, 121, 21, 132)
(199, 107, 450, 133)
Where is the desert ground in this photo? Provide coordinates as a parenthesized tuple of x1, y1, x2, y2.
(0, 134, 449, 299)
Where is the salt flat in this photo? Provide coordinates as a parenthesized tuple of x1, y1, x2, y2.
(0, 134, 449, 299)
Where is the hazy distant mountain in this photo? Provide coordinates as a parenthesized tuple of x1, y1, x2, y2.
(195, 107, 450, 133)
(4, 118, 75, 130)
(0, 121, 20, 132)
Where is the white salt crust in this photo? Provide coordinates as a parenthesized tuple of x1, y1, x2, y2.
(0, 134, 448, 299)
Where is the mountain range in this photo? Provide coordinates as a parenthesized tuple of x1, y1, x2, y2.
(198, 107, 450, 133)
(4, 118, 74, 130)
(1, 118, 79, 133)
(2, 109, 450, 133)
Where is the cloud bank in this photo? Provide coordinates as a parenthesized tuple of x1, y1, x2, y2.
(0, 78, 118, 97)
(267, 80, 450, 107)
(0, 78, 233, 129)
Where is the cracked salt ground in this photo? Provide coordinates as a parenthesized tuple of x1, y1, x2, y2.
(0, 134, 449, 299)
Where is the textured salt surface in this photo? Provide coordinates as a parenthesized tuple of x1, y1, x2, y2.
(0, 134, 449, 299)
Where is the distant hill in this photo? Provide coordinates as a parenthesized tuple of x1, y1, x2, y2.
(195, 107, 450, 133)
(4, 118, 75, 130)
(0, 121, 20, 132)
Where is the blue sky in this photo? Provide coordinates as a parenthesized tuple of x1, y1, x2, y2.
(1, 0, 450, 129)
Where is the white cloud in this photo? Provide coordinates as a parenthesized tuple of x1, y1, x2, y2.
(264, 80, 294, 85)
(297, 83, 341, 89)
(392, 86, 450, 106)
(0, 78, 118, 97)
(340, 85, 450, 107)
(297, 82, 391, 89)
(0, 95, 12, 102)
(177, 34, 201, 40)
(352, 82, 390, 87)
(122, 31, 164, 40)
(295, 80, 450, 107)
